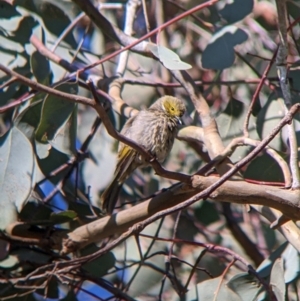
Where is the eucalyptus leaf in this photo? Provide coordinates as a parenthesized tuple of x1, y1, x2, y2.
(257, 242, 288, 278)
(219, 0, 254, 24)
(35, 83, 78, 145)
(30, 50, 50, 83)
(256, 90, 285, 151)
(186, 276, 241, 301)
(244, 153, 285, 183)
(68, 201, 101, 218)
(49, 105, 77, 156)
(81, 244, 116, 277)
(195, 201, 220, 226)
(270, 258, 286, 301)
(21, 0, 77, 47)
(0, 127, 35, 229)
(202, 25, 248, 70)
(150, 45, 192, 70)
(0, 81, 20, 106)
(227, 273, 263, 301)
(282, 244, 300, 283)
(10, 16, 37, 45)
(0, 2, 21, 18)
(35, 139, 51, 159)
(38, 146, 69, 185)
(12, 248, 51, 264)
(50, 210, 77, 224)
(112, 221, 170, 297)
(19, 200, 53, 222)
(15, 98, 43, 140)
(216, 97, 257, 162)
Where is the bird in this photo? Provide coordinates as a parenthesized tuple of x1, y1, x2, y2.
(100, 95, 186, 214)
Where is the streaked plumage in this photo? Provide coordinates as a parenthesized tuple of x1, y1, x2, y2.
(100, 96, 186, 214)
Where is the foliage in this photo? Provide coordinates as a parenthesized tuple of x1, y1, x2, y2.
(0, 0, 299, 300)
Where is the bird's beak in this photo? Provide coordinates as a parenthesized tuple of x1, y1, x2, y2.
(175, 116, 183, 125)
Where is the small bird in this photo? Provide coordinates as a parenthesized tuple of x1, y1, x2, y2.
(100, 95, 186, 214)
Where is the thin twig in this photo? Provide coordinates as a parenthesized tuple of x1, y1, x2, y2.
(243, 49, 278, 137)
(71, 0, 218, 73)
(0, 64, 94, 106)
(213, 259, 236, 301)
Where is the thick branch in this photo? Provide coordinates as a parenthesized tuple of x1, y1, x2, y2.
(62, 174, 300, 253)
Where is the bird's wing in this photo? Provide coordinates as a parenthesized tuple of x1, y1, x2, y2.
(115, 145, 138, 183)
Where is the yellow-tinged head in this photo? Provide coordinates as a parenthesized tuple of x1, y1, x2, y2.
(151, 96, 186, 123)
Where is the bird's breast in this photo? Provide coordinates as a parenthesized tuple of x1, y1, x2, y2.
(147, 117, 177, 162)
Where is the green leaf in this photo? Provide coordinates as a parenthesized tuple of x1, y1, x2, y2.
(19, 199, 53, 223)
(216, 97, 258, 162)
(18, 0, 77, 48)
(50, 210, 77, 224)
(0, 127, 35, 229)
(270, 258, 286, 301)
(187, 276, 241, 301)
(81, 244, 116, 277)
(0, 81, 21, 107)
(20, 202, 76, 225)
(120, 222, 171, 297)
(16, 101, 43, 140)
(282, 244, 300, 283)
(0, 2, 21, 19)
(30, 50, 50, 83)
(256, 90, 285, 151)
(50, 105, 77, 156)
(244, 153, 285, 183)
(195, 201, 220, 226)
(38, 146, 69, 185)
(10, 16, 37, 45)
(219, 0, 254, 24)
(287, 2, 300, 22)
(12, 248, 51, 265)
(150, 45, 192, 70)
(35, 83, 77, 144)
(288, 62, 300, 91)
(202, 25, 248, 70)
(35, 139, 51, 159)
(227, 273, 263, 301)
(257, 242, 288, 277)
(68, 201, 101, 218)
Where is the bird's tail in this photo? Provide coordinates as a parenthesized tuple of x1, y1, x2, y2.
(100, 176, 123, 214)
(100, 146, 137, 214)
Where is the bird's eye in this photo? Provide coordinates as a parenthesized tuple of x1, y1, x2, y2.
(171, 107, 174, 111)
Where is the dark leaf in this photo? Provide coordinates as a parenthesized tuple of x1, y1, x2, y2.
(81, 244, 116, 277)
(219, 0, 254, 24)
(202, 26, 248, 70)
(35, 83, 77, 145)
